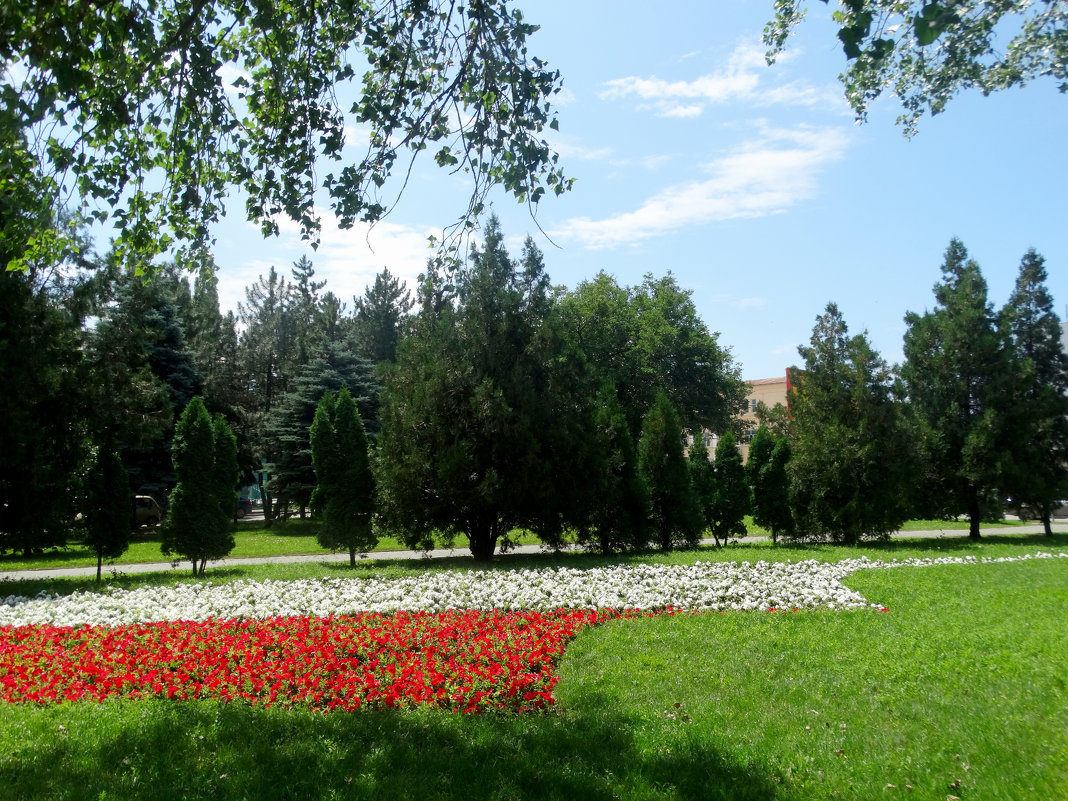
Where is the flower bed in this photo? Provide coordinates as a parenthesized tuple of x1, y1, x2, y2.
(0, 552, 1063, 714)
(0, 609, 641, 713)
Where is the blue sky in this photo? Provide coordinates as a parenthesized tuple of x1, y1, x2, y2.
(208, 1, 1068, 381)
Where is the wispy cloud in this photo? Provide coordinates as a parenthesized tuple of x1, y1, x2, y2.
(549, 125, 849, 250)
(217, 215, 436, 314)
(600, 42, 842, 118)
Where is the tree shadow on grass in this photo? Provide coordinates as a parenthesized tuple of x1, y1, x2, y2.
(2, 696, 790, 801)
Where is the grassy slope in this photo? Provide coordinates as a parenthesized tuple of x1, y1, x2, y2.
(0, 541, 1065, 799)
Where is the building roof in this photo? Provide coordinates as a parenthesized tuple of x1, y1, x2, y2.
(746, 376, 788, 386)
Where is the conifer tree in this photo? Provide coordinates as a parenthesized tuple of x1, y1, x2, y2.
(902, 241, 1016, 538)
(746, 425, 776, 539)
(792, 303, 914, 543)
(582, 387, 651, 554)
(763, 437, 795, 543)
(637, 392, 704, 550)
(708, 431, 750, 546)
(375, 218, 592, 561)
(688, 435, 716, 540)
(311, 387, 377, 565)
(161, 397, 236, 575)
(998, 250, 1068, 535)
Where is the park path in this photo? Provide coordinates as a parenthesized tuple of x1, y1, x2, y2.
(1, 523, 1064, 583)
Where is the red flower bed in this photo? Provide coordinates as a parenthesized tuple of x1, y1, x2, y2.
(0, 609, 633, 714)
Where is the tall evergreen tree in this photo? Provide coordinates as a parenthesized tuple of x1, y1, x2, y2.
(751, 427, 794, 546)
(310, 388, 378, 565)
(580, 387, 651, 554)
(290, 256, 329, 366)
(352, 268, 414, 365)
(637, 392, 704, 550)
(791, 303, 915, 543)
(901, 241, 1016, 538)
(268, 340, 378, 518)
(0, 270, 83, 555)
(746, 426, 775, 500)
(161, 397, 236, 575)
(998, 250, 1068, 535)
(375, 217, 593, 561)
(707, 430, 750, 546)
(688, 435, 716, 541)
(237, 266, 297, 522)
(764, 437, 795, 543)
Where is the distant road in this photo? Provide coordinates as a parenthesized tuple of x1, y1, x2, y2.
(1, 522, 1064, 583)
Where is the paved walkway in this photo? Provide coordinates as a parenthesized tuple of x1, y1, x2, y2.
(1, 522, 1064, 583)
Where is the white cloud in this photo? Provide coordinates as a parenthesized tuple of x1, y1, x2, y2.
(658, 104, 705, 119)
(600, 41, 843, 117)
(549, 140, 614, 161)
(216, 215, 437, 314)
(554, 87, 578, 106)
(549, 125, 849, 250)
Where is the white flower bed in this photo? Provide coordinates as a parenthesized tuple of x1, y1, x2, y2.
(0, 552, 1064, 627)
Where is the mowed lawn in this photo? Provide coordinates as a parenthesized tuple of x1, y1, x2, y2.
(0, 544, 1065, 800)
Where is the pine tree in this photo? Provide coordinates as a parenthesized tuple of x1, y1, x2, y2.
(352, 268, 414, 364)
(708, 431, 750, 546)
(747, 425, 781, 541)
(268, 340, 378, 518)
(791, 303, 914, 543)
(763, 437, 795, 543)
(688, 435, 716, 541)
(161, 397, 236, 575)
(375, 217, 593, 561)
(581, 387, 651, 554)
(311, 388, 377, 566)
(902, 241, 1016, 538)
(637, 392, 704, 550)
(998, 250, 1068, 535)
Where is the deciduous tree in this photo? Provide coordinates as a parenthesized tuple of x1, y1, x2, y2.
(3, 1, 571, 270)
(563, 271, 748, 438)
(765, 1, 1068, 135)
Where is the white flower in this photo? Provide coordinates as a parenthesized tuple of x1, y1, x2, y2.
(0, 552, 1063, 627)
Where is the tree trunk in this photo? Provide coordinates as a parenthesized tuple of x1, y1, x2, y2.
(968, 489, 982, 539)
(469, 522, 499, 562)
(96, 551, 102, 583)
(1043, 513, 1053, 536)
(349, 547, 356, 567)
(259, 473, 273, 529)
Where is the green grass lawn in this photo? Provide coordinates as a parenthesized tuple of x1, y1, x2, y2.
(0, 515, 1040, 574)
(0, 539, 1066, 799)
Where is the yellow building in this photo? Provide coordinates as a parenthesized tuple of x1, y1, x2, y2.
(689, 374, 790, 462)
